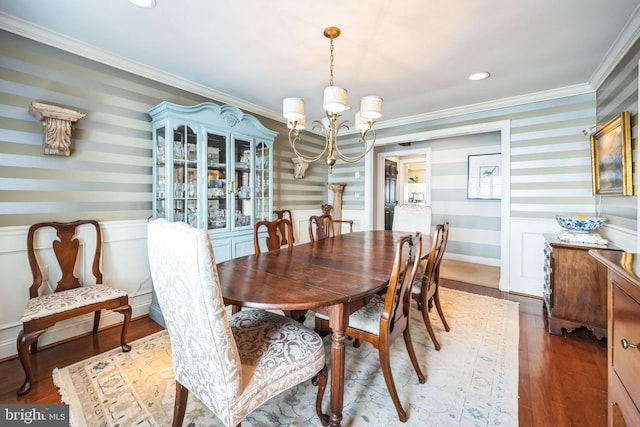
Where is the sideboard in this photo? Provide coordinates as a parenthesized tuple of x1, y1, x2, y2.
(543, 234, 621, 339)
(590, 250, 640, 427)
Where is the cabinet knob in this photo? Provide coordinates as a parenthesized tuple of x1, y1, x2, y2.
(620, 338, 638, 349)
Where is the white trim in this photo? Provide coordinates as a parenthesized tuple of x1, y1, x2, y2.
(5, 10, 637, 130)
(589, 4, 640, 90)
(365, 120, 511, 292)
(0, 13, 279, 123)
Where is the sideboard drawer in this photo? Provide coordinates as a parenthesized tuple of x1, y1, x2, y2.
(611, 281, 640, 406)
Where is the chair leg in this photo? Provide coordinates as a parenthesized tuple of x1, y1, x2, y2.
(420, 302, 442, 351)
(16, 328, 46, 396)
(92, 310, 101, 334)
(172, 382, 189, 427)
(312, 364, 330, 426)
(432, 290, 450, 332)
(115, 305, 132, 352)
(402, 327, 426, 384)
(378, 346, 408, 422)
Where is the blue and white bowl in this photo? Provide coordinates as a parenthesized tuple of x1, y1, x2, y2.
(556, 215, 605, 233)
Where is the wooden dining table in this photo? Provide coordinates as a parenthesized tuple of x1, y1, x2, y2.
(217, 229, 432, 427)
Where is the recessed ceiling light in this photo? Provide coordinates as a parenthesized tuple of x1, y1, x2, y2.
(469, 72, 491, 81)
(129, 0, 156, 8)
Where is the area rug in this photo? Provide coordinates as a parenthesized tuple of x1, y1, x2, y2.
(53, 288, 519, 426)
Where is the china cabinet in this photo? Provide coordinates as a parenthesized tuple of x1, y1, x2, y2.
(148, 102, 277, 325)
(150, 101, 276, 260)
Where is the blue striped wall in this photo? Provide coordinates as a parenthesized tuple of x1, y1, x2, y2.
(595, 38, 639, 234)
(0, 30, 328, 227)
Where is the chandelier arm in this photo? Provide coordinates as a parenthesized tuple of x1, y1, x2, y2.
(332, 128, 377, 163)
(288, 128, 329, 163)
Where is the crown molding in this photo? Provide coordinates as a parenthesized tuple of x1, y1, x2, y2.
(2, 10, 633, 129)
(374, 83, 595, 130)
(589, 3, 640, 90)
(0, 12, 282, 123)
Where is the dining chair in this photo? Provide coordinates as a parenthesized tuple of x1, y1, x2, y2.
(315, 232, 425, 422)
(253, 218, 306, 322)
(412, 222, 451, 350)
(308, 214, 335, 241)
(333, 218, 354, 235)
(16, 220, 131, 396)
(273, 209, 294, 244)
(392, 204, 432, 256)
(147, 219, 328, 427)
(253, 218, 294, 254)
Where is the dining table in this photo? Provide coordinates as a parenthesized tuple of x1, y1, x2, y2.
(217, 229, 432, 427)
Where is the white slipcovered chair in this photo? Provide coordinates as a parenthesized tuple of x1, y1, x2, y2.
(392, 204, 432, 235)
(147, 219, 328, 427)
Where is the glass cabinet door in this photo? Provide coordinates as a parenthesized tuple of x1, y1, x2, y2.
(206, 132, 228, 231)
(234, 139, 252, 228)
(255, 142, 271, 221)
(154, 126, 167, 220)
(172, 125, 198, 227)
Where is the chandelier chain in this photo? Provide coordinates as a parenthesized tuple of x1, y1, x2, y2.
(329, 37, 334, 87)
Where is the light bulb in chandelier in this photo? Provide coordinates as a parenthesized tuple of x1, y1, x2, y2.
(282, 26, 383, 173)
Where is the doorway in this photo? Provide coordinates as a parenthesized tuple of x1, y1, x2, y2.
(377, 148, 431, 231)
(383, 159, 398, 229)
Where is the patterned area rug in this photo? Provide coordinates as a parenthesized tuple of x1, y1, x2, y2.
(53, 288, 519, 426)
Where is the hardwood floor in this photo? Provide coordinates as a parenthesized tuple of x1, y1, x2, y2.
(0, 281, 607, 427)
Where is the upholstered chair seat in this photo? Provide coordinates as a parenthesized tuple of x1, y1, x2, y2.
(21, 285, 127, 322)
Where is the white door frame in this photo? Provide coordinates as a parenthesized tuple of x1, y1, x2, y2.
(364, 120, 511, 291)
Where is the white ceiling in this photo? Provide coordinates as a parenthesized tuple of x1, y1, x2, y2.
(1, 0, 640, 128)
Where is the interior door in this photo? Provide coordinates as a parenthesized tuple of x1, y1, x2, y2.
(384, 159, 398, 230)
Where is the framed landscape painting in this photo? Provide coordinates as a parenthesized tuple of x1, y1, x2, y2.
(590, 111, 632, 195)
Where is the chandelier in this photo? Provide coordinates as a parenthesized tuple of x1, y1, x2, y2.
(283, 26, 383, 173)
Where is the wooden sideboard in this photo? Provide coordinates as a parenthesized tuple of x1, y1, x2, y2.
(590, 250, 640, 427)
(543, 235, 621, 339)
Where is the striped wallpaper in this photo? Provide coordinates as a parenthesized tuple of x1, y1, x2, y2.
(0, 30, 329, 227)
(595, 38, 639, 235)
(0, 29, 637, 259)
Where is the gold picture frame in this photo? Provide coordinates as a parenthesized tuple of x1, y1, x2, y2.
(590, 111, 632, 195)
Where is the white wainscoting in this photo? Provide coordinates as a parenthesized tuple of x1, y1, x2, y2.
(507, 218, 636, 297)
(508, 218, 559, 297)
(0, 220, 152, 360)
(290, 209, 367, 244)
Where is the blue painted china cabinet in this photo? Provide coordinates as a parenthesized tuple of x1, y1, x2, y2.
(148, 102, 277, 325)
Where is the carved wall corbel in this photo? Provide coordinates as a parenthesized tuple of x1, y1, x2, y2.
(28, 102, 86, 156)
(292, 157, 309, 179)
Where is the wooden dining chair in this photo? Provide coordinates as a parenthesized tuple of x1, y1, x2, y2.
(16, 220, 131, 396)
(147, 219, 329, 427)
(253, 218, 294, 254)
(273, 209, 294, 244)
(333, 218, 354, 235)
(308, 214, 335, 242)
(315, 232, 425, 422)
(253, 218, 305, 322)
(412, 222, 451, 350)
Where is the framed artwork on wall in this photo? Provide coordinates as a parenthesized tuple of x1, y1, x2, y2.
(590, 111, 632, 196)
(467, 153, 502, 200)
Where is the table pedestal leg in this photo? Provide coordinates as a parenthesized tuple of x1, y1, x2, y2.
(328, 304, 348, 427)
